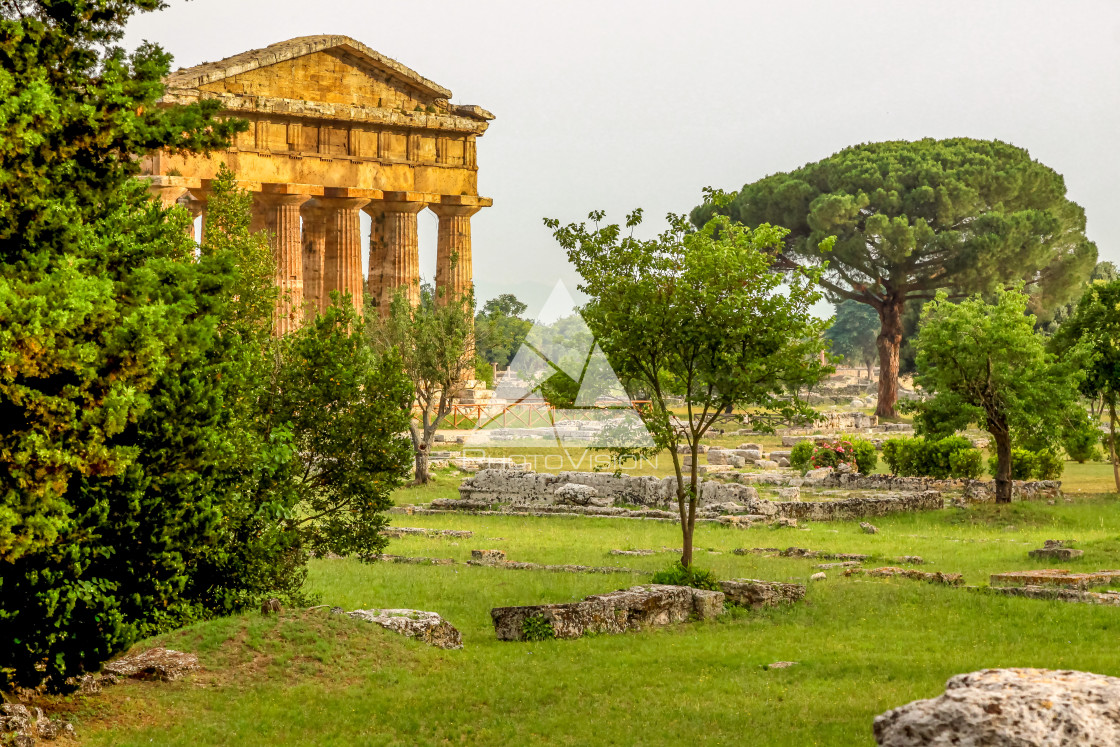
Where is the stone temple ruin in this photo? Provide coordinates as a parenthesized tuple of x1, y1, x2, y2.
(139, 36, 493, 334)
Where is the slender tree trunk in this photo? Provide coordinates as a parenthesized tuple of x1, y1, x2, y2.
(874, 295, 906, 419)
(991, 419, 1013, 504)
(680, 438, 699, 568)
(1109, 394, 1119, 493)
(414, 441, 431, 484)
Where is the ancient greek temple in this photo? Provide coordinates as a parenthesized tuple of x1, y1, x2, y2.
(139, 35, 493, 334)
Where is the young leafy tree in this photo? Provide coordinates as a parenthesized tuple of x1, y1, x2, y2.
(825, 299, 879, 378)
(910, 288, 1083, 503)
(1051, 279, 1120, 491)
(548, 202, 831, 567)
(0, 0, 244, 561)
(373, 284, 475, 484)
(475, 293, 533, 369)
(696, 138, 1097, 418)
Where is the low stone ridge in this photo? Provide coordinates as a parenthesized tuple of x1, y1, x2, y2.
(896, 556, 924, 565)
(845, 567, 964, 586)
(1029, 540, 1084, 561)
(610, 548, 655, 556)
(720, 579, 806, 607)
(1, 704, 75, 745)
(990, 569, 1120, 590)
(471, 549, 506, 561)
(349, 609, 463, 649)
(102, 647, 199, 682)
(467, 559, 643, 574)
(381, 527, 473, 539)
(770, 491, 944, 522)
(491, 584, 724, 641)
(777, 547, 871, 561)
(374, 553, 456, 565)
(985, 585, 1120, 607)
(821, 472, 1063, 503)
(873, 668, 1120, 746)
(816, 561, 863, 569)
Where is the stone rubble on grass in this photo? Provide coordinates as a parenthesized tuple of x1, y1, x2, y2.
(1028, 539, 1083, 561)
(860, 522, 879, 534)
(381, 527, 474, 539)
(490, 584, 725, 641)
(989, 569, 1120, 590)
(1, 704, 76, 745)
(767, 661, 798, 669)
(555, 483, 613, 507)
(896, 556, 924, 565)
(609, 548, 655, 556)
(349, 609, 463, 649)
(775, 487, 801, 500)
(983, 585, 1120, 607)
(844, 567, 964, 586)
(774, 517, 798, 529)
(374, 553, 456, 566)
(810, 572, 827, 581)
(873, 668, 1120, 746)
(471, 549, 506, 561)
(816, 561, 863, 569)
(720, 579, 806, 607)
(102, 647, 199, 682)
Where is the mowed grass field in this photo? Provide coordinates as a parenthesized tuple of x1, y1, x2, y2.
(60, 460, 1120, 746)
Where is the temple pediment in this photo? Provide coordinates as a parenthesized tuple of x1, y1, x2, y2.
(165, 35, 493, 124)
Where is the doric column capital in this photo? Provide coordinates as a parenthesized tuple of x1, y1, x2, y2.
(429, 203, 482, 219)
(314, 196, 371, 212)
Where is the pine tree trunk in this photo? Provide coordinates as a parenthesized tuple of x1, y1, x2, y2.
(875, 296, 905, 419)
(992, 424, 1013, 504)
(1109, 395, 1119, 493)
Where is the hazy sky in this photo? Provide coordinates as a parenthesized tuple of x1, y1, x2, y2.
(124, 0, 1120, 320)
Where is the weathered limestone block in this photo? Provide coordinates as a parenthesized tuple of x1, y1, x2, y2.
(490, 584, 724, 641)
(775, 487, 800, 500)
(720, 579, 806, 607)
(349, 609, 463, 649)
(874, 668, 1120, 746)
(707, 449, 730, 466)
(773, 491, 943, 522)
(381, 527, 473, 538)
(699, 482, 767, 511)
(845, 567, 963, 586)
(1, 703, 76, 745)
(755, 460, 781, 470)
(555, 483, 612, 507)
(860, 522, 879, 534)
(102, 647, 199, 682)
(1029, 540, 1083, 561)
(803, 467, 833, 483)
(471, 549, 506, 561)
(986, 585, 1120, 607)
(990, 569, 1120, 590)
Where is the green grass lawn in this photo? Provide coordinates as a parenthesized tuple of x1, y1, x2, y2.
(59, 490, 1120, 746)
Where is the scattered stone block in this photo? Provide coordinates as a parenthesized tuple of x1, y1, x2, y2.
(720, 579, 806, 607)
(985, 585, 1120, 607)
(103, 647, 199, 682)
(816, 561, 862, 569)
(471, 549, 507, 562)
(381, 527, 474, 539)
(777, 457, 790, 468)
(989, 569, 1120, 590)
(775, 487, 800, 500)
(845, 567, 963, 586)
(1028, 539, 1083, 561)
(810, 572, 827, 581)
(1, 704, 75, 745)
(767, 661, 798, 669)
(609, 548, 654, 556)
(860, 522, 879, 535)
(491, 585, 725, 641)
(803, 467, 833, 482)
(895, 556, 924, 565)
(774, 517, 798, 529)
(755, 460, 781, 470)
(349, 609, 463, 649)
(555, 483, 612, 507)
(375, 553, 456, 565)
(873, 668, 1120, 746)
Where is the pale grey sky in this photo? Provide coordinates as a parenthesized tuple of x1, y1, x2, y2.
(125, 0, 1120, 320)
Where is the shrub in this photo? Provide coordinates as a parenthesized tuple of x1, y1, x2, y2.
(790, 441, 815, 472)
(521, 614, 556, 642)
(1034, 450, 1065, 480)
(650, 560, 721, 591)
(1063, 424, 1103, 463)
(948, 448, 984, 479)
(989, 448, 1039, 481)
(881, 436, 975, 478)
(808, 439, 851, 470)
(848, 438, 878, 474)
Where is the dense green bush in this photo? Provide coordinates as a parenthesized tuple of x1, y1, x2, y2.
(790, 441, 815, 472)
(948, 449, 985, 479)
(988, 449, 1064, 481)
(1034, 451, 1065, 480)
(882, 436, 976, 479)
(849, 439, 878, 474)
(650, 561, 721, 591)
(1063, 421, 1103, 463)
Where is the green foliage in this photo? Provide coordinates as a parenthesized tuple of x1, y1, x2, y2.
(547, 199, 831, 565)
(650, 560, 721, 591)
(1035, 451, 1066, 481)
(521, 614, 556, 642)
(0, 0, 244, 563)
(948, 449, 985, 480)
(849, 439, 878, 474)
(789, 441, 815, 472)
(474, 293, 532, 368)
(825, 300, 878, 372)
(1037, 261, 1119, 335)
(372, 283, 475, 484)
(989, 448, 1039, 481)
(911, 288, 1084, 501)
(473, 356, 495, 388)
(1063, 421, 1103, 463)
(881, 437, 977, 479)
(698, 138, 1098, 417)
(804, 438, 875, 473)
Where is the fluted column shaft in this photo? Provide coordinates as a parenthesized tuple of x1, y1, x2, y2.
(364, 200, 425, 316)
(255, 193, 311, 335)
(431, 204, 480, 305)
(318, 197, 370, 313)
(301, 203, 328, 317)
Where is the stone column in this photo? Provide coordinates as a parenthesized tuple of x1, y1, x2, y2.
(148, 184, 189, 207)
(364, 195, 426, 316)
(301, 202, 328, 317)
(255, 192, 311, 335)
(431, 204, 480, 305)
(318, 196, 371, 312)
